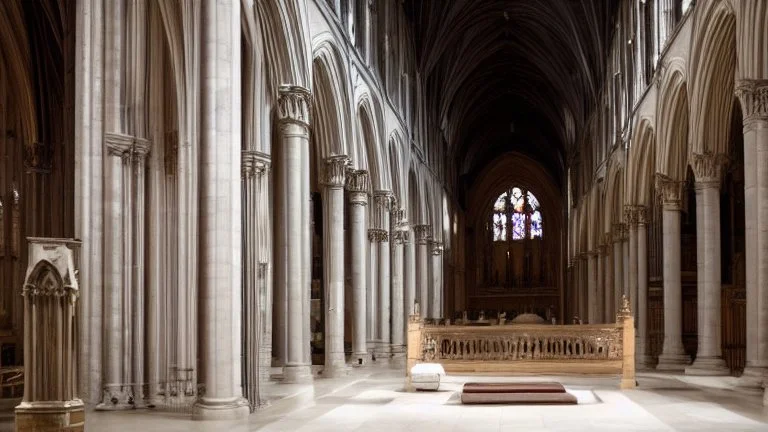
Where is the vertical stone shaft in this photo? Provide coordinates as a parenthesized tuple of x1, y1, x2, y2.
(322, 156, 348, 376)
(656, 175, 689, 370)
(374, 192, 392, 349)
(194, 0, 248, 418)
(347, 170, 370, 364)
(626, 206, 639, 316)
(404, 230, 417, 318)
(431, 241, 443, 319)
(391, 221, 405, 350)
(687, 153, 729, 375)
(602, 236, 614, 322)
(636, 207, 649, 366)
(612, 224, 625, 317)
(587, 252, 597, 323)
(414, 225, 431, 316)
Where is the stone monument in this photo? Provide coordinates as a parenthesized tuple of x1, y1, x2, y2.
(15, 238, 84, 431)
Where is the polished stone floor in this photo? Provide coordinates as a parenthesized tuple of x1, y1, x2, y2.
(2, 367, 768, 431)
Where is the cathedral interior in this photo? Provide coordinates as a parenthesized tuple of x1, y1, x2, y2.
(1, 0, 768, 430)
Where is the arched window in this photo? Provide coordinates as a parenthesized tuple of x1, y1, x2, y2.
(491, 187, 543, 241)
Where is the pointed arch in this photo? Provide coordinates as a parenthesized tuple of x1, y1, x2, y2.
(388, 130, 407, 209)
(627, 117, 656, 206)
(255, 0, 311, 90)
(311, 38, 351, 165)
(655, 63, 689, 181)
(689, 0, 737, 155)
(603, 159, 624, 234)
(355, 95, 389, 191)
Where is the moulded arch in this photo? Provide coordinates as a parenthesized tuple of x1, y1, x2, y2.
(255, 0, 311, 90)
(354, 94, 390, 191)
(388, 130, 407, 211)
(627, 118, 656, 206)
(655, 65, 690, 182)
(311, 38, 352, 164)
(0, 0, 37, 144)
(603, 160, 624, 234)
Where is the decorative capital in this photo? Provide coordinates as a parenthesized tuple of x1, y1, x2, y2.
(322, 155, 349, 188)
(373, 190, 394, 213)
(368, 228, 388, 243)
(413, 224, 431, 244)
(612, 223, 626, 243)
(105, 133, 150, 164)
(623, 205, 638, 226)
(617, 294, 632, 320)
(277, 85, 311, 126)
(242, 150, 271, 179)
(431, 241, 443, 256)
(735, 79, 768, 125)
(692, 152, 728, 187)
(346, 169, 370, 194)
(392, 229, 406, 244)
(655, 173, 684, 210)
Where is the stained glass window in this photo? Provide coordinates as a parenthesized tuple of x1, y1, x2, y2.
(490, 187, 543, 241)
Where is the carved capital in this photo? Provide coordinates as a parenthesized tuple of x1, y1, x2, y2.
(414, 224, 432, 244)
(735, 79, 768, 126)
(692, 152, 728, 188)
(105, 133, 150, 164)
(373, 190, 394, 213)
(242, 150, 271, 179)
(392, 229, 406, 245)
(612, 223, 626, 243)
(431, 241, 443, 256)
(655, 173, 684, 210)
(277, 85, 311, 126)
(346, 169, 370, 194)
(623, 205, 638, 226)
(322, 155, 349, 188)
(368, 228, 388, 243)
(636, 206, 648, 225)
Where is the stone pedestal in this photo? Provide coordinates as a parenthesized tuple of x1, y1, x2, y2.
(16, 238, 85, 431)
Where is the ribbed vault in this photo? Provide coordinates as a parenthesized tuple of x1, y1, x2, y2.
(404, 0, 618, 189)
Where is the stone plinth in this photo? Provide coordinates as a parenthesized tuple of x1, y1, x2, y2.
(16, 238, 84, 431)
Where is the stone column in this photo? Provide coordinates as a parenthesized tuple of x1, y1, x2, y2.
(431, 241, 444, 319)
(414, 225, 431, 316)
(194, 0, 249, 416)
(612, 224, 625, 316)
(636, 206, 650, 367)
(686, 153, 730, 375)
(404, 228, 416, 317)
(391, 209, 406, 359)
(623, 225, 630, 303)
(601, 235, 614, 321)
(596, 246, 605, 324)
(275, 85, 313, 384)
(347, 170, 370, 364)
(367, 228, 379, 349)
(656, 175, 690, 370)
(322, 156, 349, 377)
(587, 252, 598, 324)
(579, 254, 588, 322)
(735, 81, 768, 386)
(625, 206, 639, 317)
(373, 191, 392, 356)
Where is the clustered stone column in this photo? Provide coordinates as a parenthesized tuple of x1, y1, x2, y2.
(390, 209, 406, 360)
(322, 156, 349, 377)
(686, 152, 730, 376)
(612, 223, 625, 316)
(625, 206, 639, 317)
(404, 227, 417, 317)
(635, 206, 650, 367)
(414, 225, 431, 316)
(601, 234, 614, 322)
(587, 251, 598, 323)
(656, 174, 689, 370)
(275, 85, 314, 384)
(347, 170, 370, 364)
(735, 80, 768, 389)
(431, 241, 444, 319)
(373, 191, 392, 356)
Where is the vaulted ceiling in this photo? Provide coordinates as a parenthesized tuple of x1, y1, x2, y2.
(404, 0, 618, 192)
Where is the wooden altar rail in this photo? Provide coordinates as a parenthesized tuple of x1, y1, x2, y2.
(407, 299, 636, 389)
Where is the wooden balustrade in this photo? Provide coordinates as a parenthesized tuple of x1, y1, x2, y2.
(407, 297, 636, 389)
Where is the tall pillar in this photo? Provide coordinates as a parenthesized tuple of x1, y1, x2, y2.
(587, 252, 598, 323)
(275, 85, 313, 384)
(622, 225, 630, 304)
(656, 175, 690, 370)
(602, 234, 614, 321)
(347, 170, 370, 364)
(391, 209, 406, 358)
(636, 206, 650, 367)
(612, 224, 625, 316)
(735, 80, 768, 386)
(414, 225, 431, 316)
(367, 229, 379, 348)
(625, 206, 639, 316)
(322, 156, 349, 377)
(194, 0, 249, 417)
(686, 152, 729, 376)
(404, 228, 416, 317)
(431, 241, 444, 319)
(596, 246, 605, 323)
(373, 191, 392, 356)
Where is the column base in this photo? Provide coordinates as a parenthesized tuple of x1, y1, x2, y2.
(95, 385, 137, 410)
(283, 364, 313, 383)
(322, 364, 350, 378)
(374, 343, 392, 361)
(351, 351, 371, 366)
(763, 388, 768, 407)
(192, 397, 249, 420)
(16, 400, 85, 432)
(656, 353, 690, 371)
(685, 356, 730, 376)
(738, 366, 768, 388)
(635, 354, 655, 370)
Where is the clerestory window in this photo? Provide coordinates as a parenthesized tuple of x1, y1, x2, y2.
(491, 187, 543, 242)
